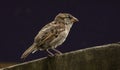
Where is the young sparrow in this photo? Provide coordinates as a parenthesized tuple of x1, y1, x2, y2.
(21, 13, 79, 59)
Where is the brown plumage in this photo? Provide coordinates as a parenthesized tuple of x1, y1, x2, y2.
(21, 13, 79, 59)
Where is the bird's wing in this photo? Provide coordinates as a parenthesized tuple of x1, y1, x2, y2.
(20, 23, 55, 59)
(34, 22, 65, 47)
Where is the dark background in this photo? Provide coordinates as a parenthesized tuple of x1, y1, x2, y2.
(0, 0, 120, 62)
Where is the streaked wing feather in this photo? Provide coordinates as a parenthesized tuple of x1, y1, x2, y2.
(34, 22, 65, 47)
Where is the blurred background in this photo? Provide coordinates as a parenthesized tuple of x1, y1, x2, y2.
(0, 0, 120, 68)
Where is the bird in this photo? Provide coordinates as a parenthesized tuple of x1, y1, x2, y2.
(21, 13, 79, 59)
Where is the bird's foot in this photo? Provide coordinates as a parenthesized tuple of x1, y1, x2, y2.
(54, 53, 62, 56)
(46, 49, 54, 57)
(48, 53, 54, 57)
(52, 48, 62, 55)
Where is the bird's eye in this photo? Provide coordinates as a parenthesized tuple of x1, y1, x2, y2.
(67, 15, 72, 19)
(67, 16, 70, 18)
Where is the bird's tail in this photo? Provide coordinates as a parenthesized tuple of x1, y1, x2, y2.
(21, 43, 36, 59)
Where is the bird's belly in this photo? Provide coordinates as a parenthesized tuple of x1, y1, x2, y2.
(50, 30, 69, 48)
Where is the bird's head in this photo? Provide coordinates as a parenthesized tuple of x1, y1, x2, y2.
(55, 13, 79, 24)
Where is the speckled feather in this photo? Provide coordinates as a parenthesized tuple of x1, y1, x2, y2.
(21, 13, 78, 59)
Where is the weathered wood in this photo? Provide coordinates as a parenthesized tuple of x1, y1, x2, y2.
(1, 42, 120, 70)
(0, 63, 17, 68)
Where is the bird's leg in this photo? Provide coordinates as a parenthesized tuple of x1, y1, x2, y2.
(46, 49, 54, 56)
(52, 48, 62, 55)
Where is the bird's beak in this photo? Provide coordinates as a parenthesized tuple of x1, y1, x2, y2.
(72, 17, 79, 23)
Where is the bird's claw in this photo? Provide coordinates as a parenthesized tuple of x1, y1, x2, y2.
(48, 54, 54, 57)
(55, 52, 62, 56)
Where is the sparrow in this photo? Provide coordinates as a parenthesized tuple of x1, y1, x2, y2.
(21, 13, 79, 59)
